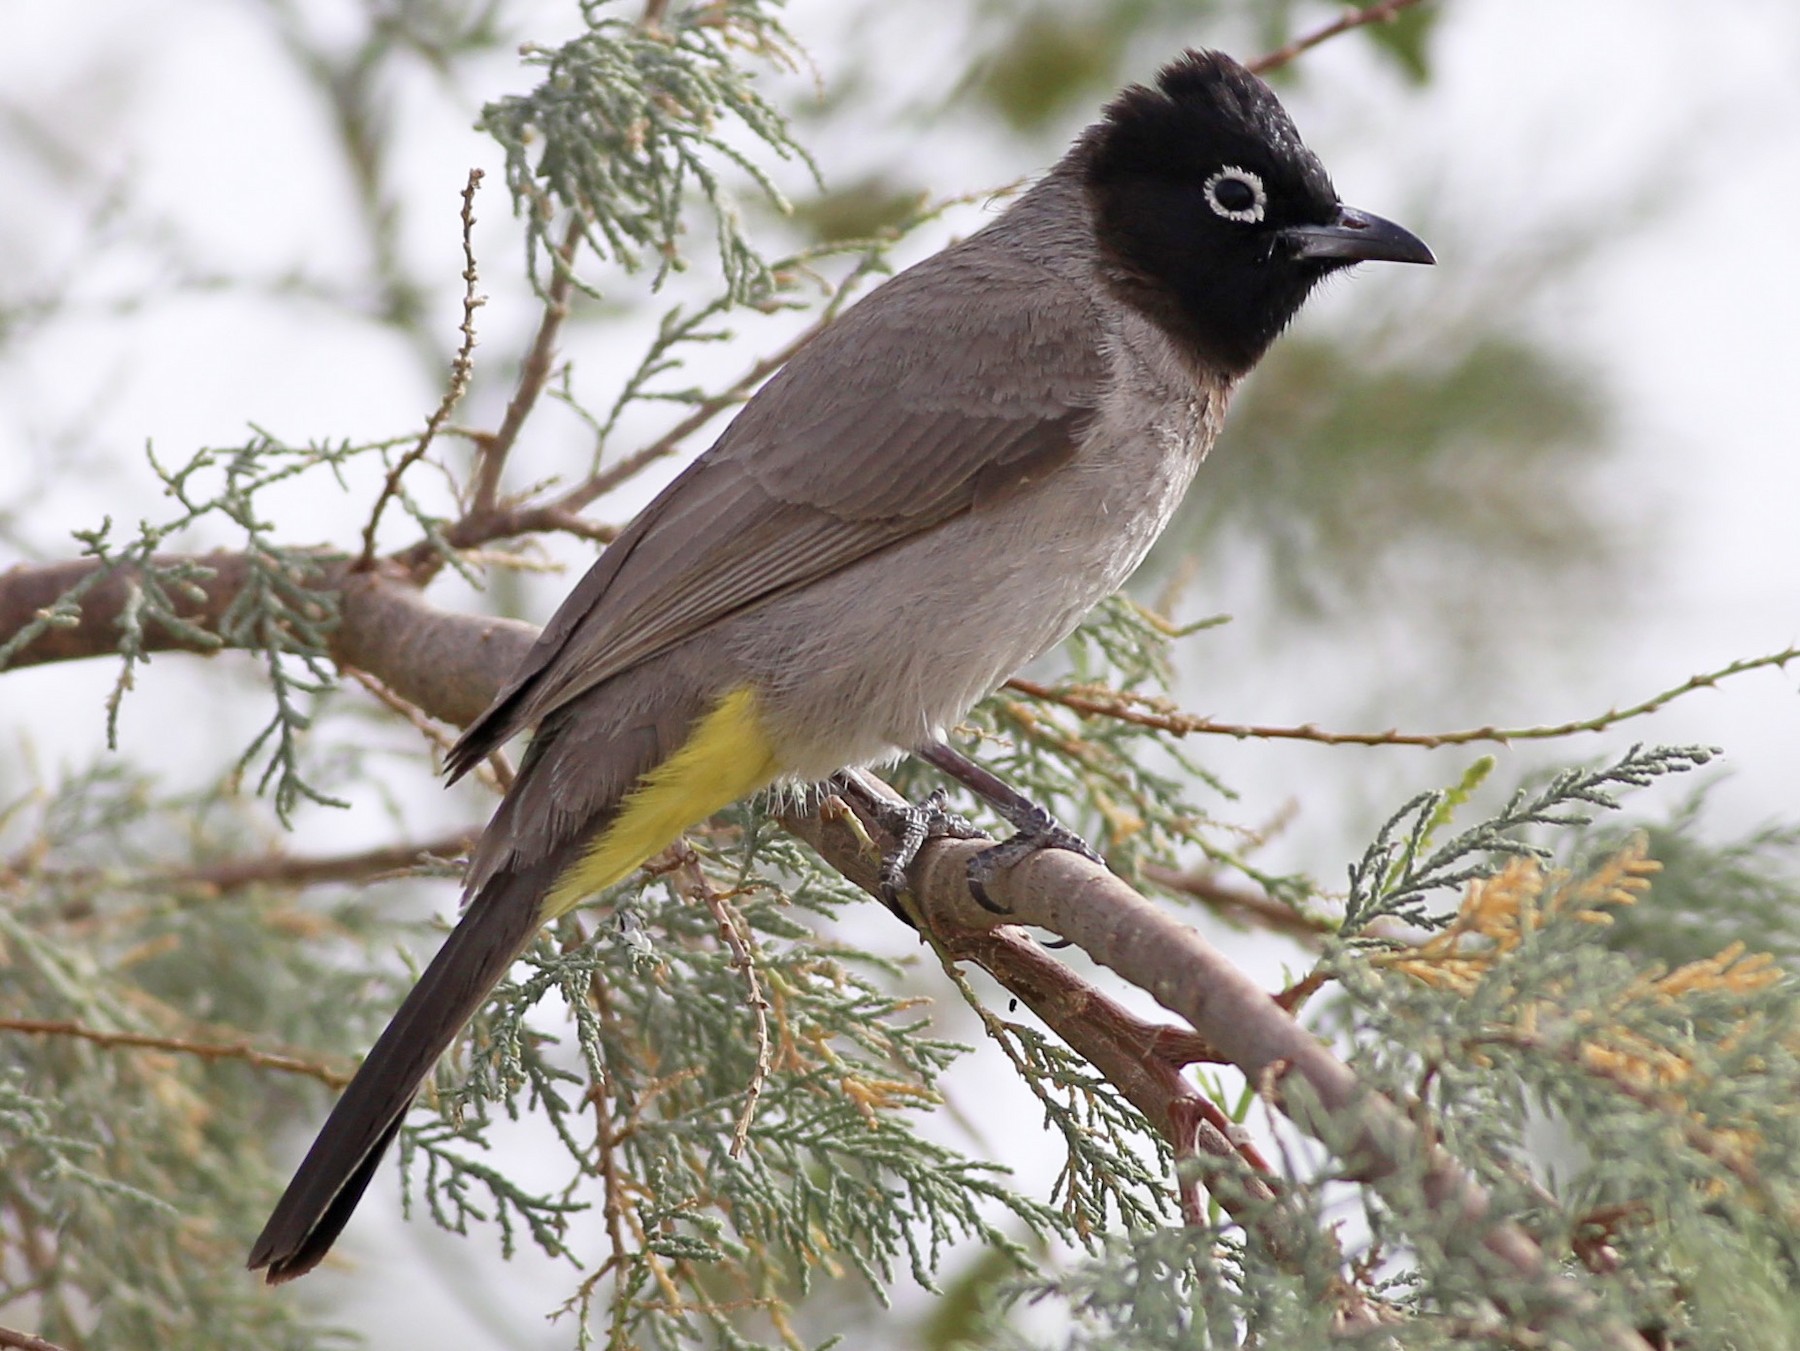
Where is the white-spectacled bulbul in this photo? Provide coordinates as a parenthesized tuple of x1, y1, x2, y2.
(251, 48, 1432, 1282)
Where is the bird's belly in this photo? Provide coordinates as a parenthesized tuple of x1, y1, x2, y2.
(732, 434, 1203, 780)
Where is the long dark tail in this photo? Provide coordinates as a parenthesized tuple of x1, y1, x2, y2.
(248, 853, 566, 1283)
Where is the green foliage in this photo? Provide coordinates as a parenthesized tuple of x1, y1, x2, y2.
(3, 4, 1796, 1351)
(0, 765, 406, 1349)
(0, 432, 413, 820)
(788, 176, 929, 246)
(1341, 744, 1715, 934)
(1166, 332, 1617, 619)
(1361, 5, 1442, 85)
(971, 8, 1144, 132)
(998, 762, 1800, 1349)
(394, 808, 1061, 1348)
(929, 962, 1177, 1240)
(479, 0, 816, 298)
(1598, 792, 1800, 968)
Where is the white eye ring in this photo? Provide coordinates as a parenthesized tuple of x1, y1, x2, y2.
(1203, 166, 1266, 223)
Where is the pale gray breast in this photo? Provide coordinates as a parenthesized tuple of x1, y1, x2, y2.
(740, 306, 1228, 780)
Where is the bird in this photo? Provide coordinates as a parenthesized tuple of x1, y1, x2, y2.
(249, 48, 1432, 1282)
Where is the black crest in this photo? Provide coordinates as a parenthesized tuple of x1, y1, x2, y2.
(1081, 50, 1348, 377)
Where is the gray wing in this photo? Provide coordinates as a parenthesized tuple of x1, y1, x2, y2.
(447, 244, 1106, 777)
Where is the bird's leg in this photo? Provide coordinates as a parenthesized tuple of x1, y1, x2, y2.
(914, 740, 1106, 913)
(824, 772, 985, 906)
(877, 786, 986, 904)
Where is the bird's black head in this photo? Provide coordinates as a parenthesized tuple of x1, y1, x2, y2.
(1082, 50, 1432, 378)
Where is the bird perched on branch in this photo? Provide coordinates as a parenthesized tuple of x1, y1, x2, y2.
(251, 47, 1431, 1282)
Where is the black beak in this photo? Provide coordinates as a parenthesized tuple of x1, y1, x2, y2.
(1281, 205, 1435, 266)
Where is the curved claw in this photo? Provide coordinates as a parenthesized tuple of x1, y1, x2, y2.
(871, 787, 984, 905)
(965, 815, 1105, 914)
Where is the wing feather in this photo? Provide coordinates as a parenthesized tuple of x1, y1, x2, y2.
(447, 244, 1106, 777)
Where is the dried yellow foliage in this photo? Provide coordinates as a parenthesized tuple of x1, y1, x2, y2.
(1378, 838, 1663, 994)
(1374, 837, 1787, 1178)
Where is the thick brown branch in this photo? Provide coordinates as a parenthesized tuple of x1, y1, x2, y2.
(789, 777, 1650, 1351)
(0, 549, 1644, 1346)
(0, 556, 536, 731)
(938, 926, 1308, 1237)
(791, 798, 1354, 1292)
(332, 566, 537, 725)
(1, 551, 260, 668)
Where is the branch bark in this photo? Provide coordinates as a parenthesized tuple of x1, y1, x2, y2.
(788, 781, 1647, 1349)
(0, 550, 1647, 1348)
(0, 1323, 72, 1351)
(0, 554, 536, 730)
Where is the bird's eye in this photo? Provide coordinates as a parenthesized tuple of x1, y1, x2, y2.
(1203, 166, 1266, 224)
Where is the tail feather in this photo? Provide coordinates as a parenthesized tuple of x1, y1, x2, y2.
(247, 854, 565, 1282)
(253, 669, 718, 1281)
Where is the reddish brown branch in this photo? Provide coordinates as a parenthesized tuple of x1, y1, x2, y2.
(678, 849, 772, 1158)
(359, 169, 489, 570)
(789, 773, 1651, 1351)
(180, 831, 477, 894)
(1006, 655, 1799, 751)
(0, 1324, 72, 1351)
(1143, 863, 1334, 940)
(552, 309, 837, 521)
(1248, 0, 1432, 76)
(382, 216, 583, 582)
(0, 1018, 351, 1089)
(791, 796, 1328, 1271)
(469, 216, 584, 520)
(10, 831, 477, 921)
(0, 549, 1645, 1346)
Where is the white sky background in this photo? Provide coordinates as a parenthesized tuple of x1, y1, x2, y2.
(1, 1, 1798, 1346)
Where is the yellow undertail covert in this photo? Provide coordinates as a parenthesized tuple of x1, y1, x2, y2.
(542, 685, 781, 917)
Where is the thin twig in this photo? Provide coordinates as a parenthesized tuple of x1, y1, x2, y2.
(179, 830, 477, 894)
(679, 849, 772, 1157)
(466, 215, 585, 522)
(343, 663, 514, 791)
(554, 308, 837, 518)
(9, 829, 471, 912)
(456, 501, 619, 545)
(0, 1324, 71, 1351)
(1248, 0, 1432, 76)
(571, 956, 637, 1330)
(0, 1018, 351, 1089)
(345, 664, 465, 759)
(1007, 645, 1800, 749)
(358, 168, 487, 569)
(1143, 864, 1334, 939)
